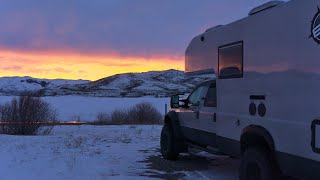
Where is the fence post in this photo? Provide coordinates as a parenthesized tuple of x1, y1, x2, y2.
(165, 103, 168, 114)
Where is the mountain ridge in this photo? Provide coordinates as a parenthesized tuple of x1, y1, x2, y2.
(0, 69, 214, 97)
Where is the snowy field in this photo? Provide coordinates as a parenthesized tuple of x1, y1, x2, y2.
(0, 96, 170, 122)
(0, 125, 239, 180)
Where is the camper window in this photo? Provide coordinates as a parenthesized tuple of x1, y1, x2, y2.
(218, 41, 243, 79)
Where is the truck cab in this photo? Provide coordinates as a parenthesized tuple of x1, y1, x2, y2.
(175, 80, 218, 149)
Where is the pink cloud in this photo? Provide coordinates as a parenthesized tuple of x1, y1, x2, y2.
(1, 65, 23, 71)
(55, 67, 71, 73)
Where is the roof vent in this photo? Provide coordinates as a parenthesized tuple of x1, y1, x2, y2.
(249, 1, 284, 16)
(205, 25, 223, 33)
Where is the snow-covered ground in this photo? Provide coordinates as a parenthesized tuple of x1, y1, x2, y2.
(0, 125, 239, 180)
(0, 96, 170, 122)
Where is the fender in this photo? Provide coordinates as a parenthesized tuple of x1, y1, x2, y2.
(240, 125, 275, 153)
(164, 111, 187, 152)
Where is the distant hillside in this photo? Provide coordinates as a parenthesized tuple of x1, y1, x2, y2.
(0, 77, 88, 96)
(0, 70, 214, 97)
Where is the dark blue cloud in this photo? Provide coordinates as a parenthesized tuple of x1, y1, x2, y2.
(0, 0, 278, 57)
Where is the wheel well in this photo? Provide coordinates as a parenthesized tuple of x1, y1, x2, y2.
(241, 133, 271, 154)
(240, 126, 281, 173)
(240, 125, 275, 155)
(163, 113, 188, 153)
(164, 116, 171, 125)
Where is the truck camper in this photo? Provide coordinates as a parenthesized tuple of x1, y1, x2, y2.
(160, 0, 320, 179)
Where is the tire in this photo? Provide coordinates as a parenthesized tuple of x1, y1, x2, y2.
(240, 147, 279, 180)
(160, 124, 179, 160)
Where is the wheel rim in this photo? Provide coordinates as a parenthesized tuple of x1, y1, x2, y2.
(247, 162, 261, 180)
(161, 133, 169, 152)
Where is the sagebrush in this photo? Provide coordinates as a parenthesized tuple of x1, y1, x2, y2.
(0, 96, 57, 135)
(95, 102, 163, 125)
(127, 102, 162, 124)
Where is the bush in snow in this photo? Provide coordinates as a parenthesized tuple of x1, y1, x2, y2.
(110, 109, 129, 125)
(127, 102, 162, 124)
(95, 102, 163, 125)
(95, 112, 111, 124)
(0, 95, 57, 135)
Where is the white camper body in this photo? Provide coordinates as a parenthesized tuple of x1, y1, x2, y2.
(179, 0, 320, 178)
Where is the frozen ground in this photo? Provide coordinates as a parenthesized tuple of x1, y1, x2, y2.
(0, 96, 170, 122)
(0, 125, 239, 180)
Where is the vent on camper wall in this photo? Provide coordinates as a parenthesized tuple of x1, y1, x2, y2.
(249, 1, 284, 16)
(201, 25, 223, 42)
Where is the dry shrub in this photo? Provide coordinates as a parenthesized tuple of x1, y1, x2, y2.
(127, 102, 162, 124)
(95, 102, 163, 125)
(0, 96, 57, 135)
(110, 109, 129, 125)
(95, 112, 111, 124)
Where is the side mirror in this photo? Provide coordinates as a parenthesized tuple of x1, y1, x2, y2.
(180, 99, 189, 108)
(170, 95, 180, 108)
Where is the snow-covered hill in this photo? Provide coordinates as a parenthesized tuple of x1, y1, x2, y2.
(0, 77, 88, 96)
(0, 70, 214, 97)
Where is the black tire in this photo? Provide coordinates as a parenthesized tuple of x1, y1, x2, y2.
(160, 124, 179, 160)
(240, 147, 279, 180)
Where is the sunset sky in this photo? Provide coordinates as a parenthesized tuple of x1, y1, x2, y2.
(0, 0, 274, 80)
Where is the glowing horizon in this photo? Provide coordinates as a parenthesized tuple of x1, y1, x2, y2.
(0, 50, 184, 81)
(0, 1, 273, 81)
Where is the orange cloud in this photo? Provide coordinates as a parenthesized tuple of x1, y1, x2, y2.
(0, 50, 184, 80)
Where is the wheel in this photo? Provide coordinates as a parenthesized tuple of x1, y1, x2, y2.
(160, 124, 179, 160)
(240, 147, 279, 180)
